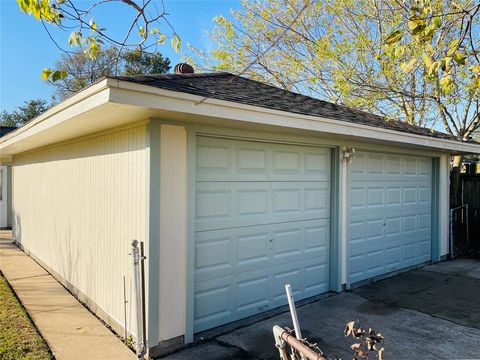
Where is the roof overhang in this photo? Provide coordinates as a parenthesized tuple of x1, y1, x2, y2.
(1, 77, 479, 161)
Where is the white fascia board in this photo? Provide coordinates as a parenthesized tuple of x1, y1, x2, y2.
(0, 79, 110, 150)
(107, 78, 480, 154)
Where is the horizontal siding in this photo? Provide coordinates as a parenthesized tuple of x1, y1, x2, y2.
(12, 125, 147, 337)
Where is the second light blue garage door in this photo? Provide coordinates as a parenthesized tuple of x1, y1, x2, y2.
(349, 151, 432, 284)
(194, 136, 331, 332)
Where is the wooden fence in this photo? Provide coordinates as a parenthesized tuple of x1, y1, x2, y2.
(451, 171, 480, 257)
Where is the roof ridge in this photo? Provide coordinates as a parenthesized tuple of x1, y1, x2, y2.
(112, 72, 231, 81)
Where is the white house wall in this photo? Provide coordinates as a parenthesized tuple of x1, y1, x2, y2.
(12, 124, 147, 338)
(0, 165, 9, 228)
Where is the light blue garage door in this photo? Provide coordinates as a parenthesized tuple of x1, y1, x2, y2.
(349, 151, 432, 284)
(194, 136, 331, 332)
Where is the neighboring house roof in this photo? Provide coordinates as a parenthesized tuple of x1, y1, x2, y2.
(112, 72, 460, 142)
(0, 126, 17, 137)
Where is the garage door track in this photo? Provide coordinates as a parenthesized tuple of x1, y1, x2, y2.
(163, 259, 480, 360)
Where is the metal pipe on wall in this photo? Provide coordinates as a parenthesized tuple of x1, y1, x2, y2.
(132, 240, 147, 359)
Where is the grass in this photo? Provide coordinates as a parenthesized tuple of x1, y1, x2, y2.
(0, 272, 53, 360)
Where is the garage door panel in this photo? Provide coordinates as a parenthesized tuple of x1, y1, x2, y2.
(349, 152, 432, 283)
(195, 136, 331, 332)
(194, 285, 232, 327)
(349, 203, 431, 217)
(349, 210, 432, 231)
(349, 232, 431, 256)
(349, 220, 431, 251)
(196, 136, 330, 182)
(195, 219, 329, 283)
(350, 153, 432, 180)
(350, 172, 431, 183)
(194, 256, 329, 332)
(195, 181, 329, 231)
(349, 183, 431, 210)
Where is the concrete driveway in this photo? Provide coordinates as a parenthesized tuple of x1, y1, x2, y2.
(162, 259, 480, 359)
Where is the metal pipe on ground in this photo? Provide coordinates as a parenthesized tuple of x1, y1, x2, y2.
(273, 325, 327, 360)
(285, 284, 302, 339)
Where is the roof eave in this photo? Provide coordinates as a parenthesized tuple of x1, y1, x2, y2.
(107, 78, 480, 154)
(1, 76, 479, 156)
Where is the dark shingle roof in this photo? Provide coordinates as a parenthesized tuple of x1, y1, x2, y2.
(112, 72, 458, 141)
(0, 126, 17, 137)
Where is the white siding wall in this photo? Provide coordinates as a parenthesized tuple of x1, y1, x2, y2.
(12, 124, 147, 338)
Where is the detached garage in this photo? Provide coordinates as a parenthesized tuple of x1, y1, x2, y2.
(1, 68, 478, 355)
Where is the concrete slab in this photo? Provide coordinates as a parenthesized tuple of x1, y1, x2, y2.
(0, 229, 12, 240)
(161, 341, 246, 360)
(353, 269, 480, 329)
(216, 292, 480, 360)
(423, 258, 480, 279)
(159, 259, 480, 359)
(0, 238, 136, 360)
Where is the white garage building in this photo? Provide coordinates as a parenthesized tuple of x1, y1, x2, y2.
(1, 69, 478, 354)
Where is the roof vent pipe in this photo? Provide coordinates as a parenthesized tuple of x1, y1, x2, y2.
(174, 63, 194, 74)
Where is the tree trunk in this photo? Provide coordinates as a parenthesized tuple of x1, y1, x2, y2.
(450, 155, 463, 208)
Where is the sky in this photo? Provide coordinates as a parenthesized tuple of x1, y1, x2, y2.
(0, 0, 240, 112)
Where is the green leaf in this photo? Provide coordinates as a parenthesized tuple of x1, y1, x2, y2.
(432, 16, 442, 28)
(16, 0, 30, 13)
(422, 52, 433, 69)
(453, 51, 466, 65)
(171, 33, 181, 52)
(138, 26, 145, 38)
(384, 30, 403, 45)
(401, 58, 416, 74)
(51, 70, 67, 81)
(156, 33, 166, 44)
(41, 68, 52, 80)
(469, 64, 480, 74)
(407, 16, 425, 35)
(89, 18, 97, 30)
(407, 18, 421, 31)
(68, 31, 82, 46)
(439, 74, 454, 94)
(442, 56, 452, 71)
(425, 43, 434, 54)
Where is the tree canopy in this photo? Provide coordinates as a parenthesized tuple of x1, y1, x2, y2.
(16, 0, 180, 82)
(0, 99, 49, 127)
(190, 0, 479, 139)
(50, 47, 171, 101)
